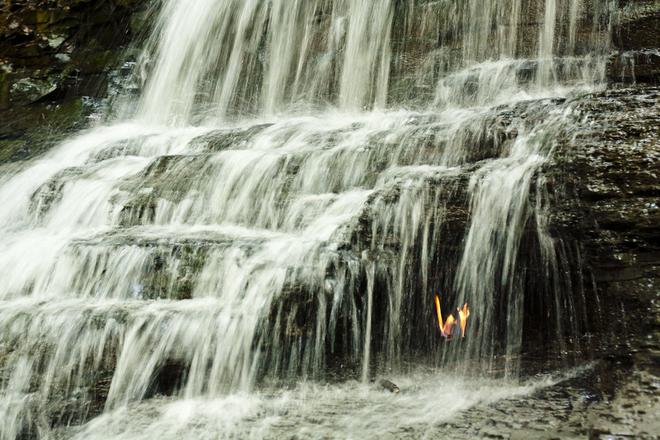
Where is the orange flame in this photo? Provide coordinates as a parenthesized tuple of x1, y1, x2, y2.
(435, 294, 470, 339)
(443, 314, 456, 337)
(458, 303, 470, 337)
(434, 295, 443, 333)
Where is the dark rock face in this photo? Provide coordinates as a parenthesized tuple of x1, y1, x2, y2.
(559, 0, 660, 375)
(608, 0, 660, 84)
(546, 86, 660, 364)
(536, 85, 659, 438)
(0, 0, 148, 163)
(614, 0, 660, 51)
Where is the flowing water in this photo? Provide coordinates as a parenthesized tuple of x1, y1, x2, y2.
(0, 0, 614, 438)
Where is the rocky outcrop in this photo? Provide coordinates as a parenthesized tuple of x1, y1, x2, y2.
(544, 86, 660, 382)
(555, 0, 660, 371)
(608, 0, 660, 83)
(0, 0, 148, 162)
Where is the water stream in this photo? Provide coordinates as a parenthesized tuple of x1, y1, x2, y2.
(0, 0, 614, 438)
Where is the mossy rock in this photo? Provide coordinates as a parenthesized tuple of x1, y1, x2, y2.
(0, 97, 92, 164)
(0, 139, 29, 162)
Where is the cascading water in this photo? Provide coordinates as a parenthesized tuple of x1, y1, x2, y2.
(0, 0, 614, 438)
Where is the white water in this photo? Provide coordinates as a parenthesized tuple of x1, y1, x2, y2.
(64, 369, 577, 440)
(0, 0, 614, 438)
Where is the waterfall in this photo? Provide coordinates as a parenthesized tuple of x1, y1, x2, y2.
(0, 0, 613, 438)
(136, 0, 397, 123)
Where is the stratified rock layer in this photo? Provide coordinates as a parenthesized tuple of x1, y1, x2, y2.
(547, 86, 660, 365)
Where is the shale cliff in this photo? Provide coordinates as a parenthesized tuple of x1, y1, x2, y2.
(543, 85, 659, 383)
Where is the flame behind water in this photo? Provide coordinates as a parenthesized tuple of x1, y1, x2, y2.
(435, 294, 470, 339)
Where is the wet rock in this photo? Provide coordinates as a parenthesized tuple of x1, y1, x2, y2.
(377, 378, 400, 393)
(541, 86, 660, 405)
(0, 0, 148, 163)
(614, 0, 660, 51)
(608, 49, 660, 84)
(0, 97, 98, 163)
(428, 361, 658, 439)
(608, 1, 660, 84)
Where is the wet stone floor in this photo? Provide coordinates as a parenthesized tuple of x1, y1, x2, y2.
(439, 366, 659, 440)
(53, 359, 658, 440)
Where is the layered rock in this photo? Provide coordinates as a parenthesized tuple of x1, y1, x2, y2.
(546, 86, 660, 366)
(567, 0, 660, 369)
(608, 0, 660, 83)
